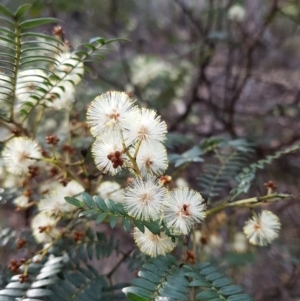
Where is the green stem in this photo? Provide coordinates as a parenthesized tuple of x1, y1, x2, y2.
(32, 105, 45, 136)
(11, 19, 21, 121)
(206, 193, 293, 216)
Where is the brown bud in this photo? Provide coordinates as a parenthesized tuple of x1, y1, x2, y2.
(62, 144, 74, 153)
(111, 156, 117, 163)
(159, 175, 172, 185)
(17, 238, 27, 249)
(59, 178, 71, 187)
(41, 149, 49, 157)
(38, 226, 47, 233)
(50, 167, 59, 176)
(28, 166, 39, 178)
(53, 25, 64, 36)
(107, 153, 114, 160)
(19, 274, 30, 283)
(186, 250, 196, 264)
(46, 134, 60, 146)
(23, 189, 32, 197)
(11, 128, 21, 136)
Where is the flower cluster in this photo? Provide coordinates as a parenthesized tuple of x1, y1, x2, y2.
(243, 210, 281, 246)
(15, 42, 84, 111)
(88, 91, 206, 256)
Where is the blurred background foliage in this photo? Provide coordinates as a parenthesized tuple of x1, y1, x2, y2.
(1, 0, 300, 300)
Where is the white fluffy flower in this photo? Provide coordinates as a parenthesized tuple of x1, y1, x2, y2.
(232, 232, 248, 253)
(92, 132, 126, 175)
(15, 69, 46, 104)
(135, 142, 168, 176)
(44, 81, 75, 110)
(31, 212, 60, 243)
(126, 108, 167, 145)
(2, 137, 42, 174)
(163, 188, 206, 235)
(243, 210, 281, 246)
(133, 227, 177, 257)
(39, 180, 84, 215)
(53, 51, 84, 85)
(0, 73, 12, 102)
(97, 181, 124, 203)
(13, 195, 30, 209)
(228, 5, 246, 22)
(87, 91, 138, 138)
(124, 176, 166, 220)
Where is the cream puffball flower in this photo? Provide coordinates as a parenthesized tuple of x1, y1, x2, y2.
(97, 181, 124, 203)
(0, 73, 12, 102)
(87, 91, 138, 138)
(92, 132, 126, 175)
(127, 108, 167, 145)
(133, 227, 177, 257)
(135, 142, 168, 176)
(31, 212, 60, 243)
(243, 210, 281, 246)
(228, 5, 246, 22)
(15, 69, 46, 103)
(39, 180, 84, 215)
(44, 81, 75, 110)
(13, 195, 30, 209)
(54, 51, 84, 85)
(2, 137, 42, 174)
(232, 232, 248, 253)
(124, 176, 166, 220)
(163, 188, 206, 235)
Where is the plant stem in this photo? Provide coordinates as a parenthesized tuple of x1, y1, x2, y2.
(206, 193, 293, 216)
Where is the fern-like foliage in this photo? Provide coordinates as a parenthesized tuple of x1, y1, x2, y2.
(0, 4, 60, 119)
(198, 139, 255, 202)
(231, 141, 300, 199)
(0, 255, 64, 300)
(0, 4, 119, 128)
(123, 255, 252, 301)
(123, 254, 189, 301)
(51, 227, 118, 266)
(48, 263, 126, 301)
(65, 192, 163, 236)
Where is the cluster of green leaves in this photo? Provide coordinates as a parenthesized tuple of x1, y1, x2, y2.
(198, 139, 255, 202)
(51, 227, 118, 265)
(0, 3, 117, 122)
(65, 192, 163, 236)
(123, 255, 252, 301)
(0, 255, 65, 300)
(231, 141, 300, 199)
(0, 253, 127, 301)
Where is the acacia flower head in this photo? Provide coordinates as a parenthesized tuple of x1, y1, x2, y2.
(124, 176, 166, 220)
(86, 91, 138, 138)
(44, 81, 75, 110)
(127, 108, 167, 145)
(15, 69, 46, 104)
(163, 187, 206, 235)
(97, 181, 124, 203)
(135, 142, 168, 176)
(243, 210, 281, 246)
(31, 212, 60, 243)
(2, 137, 42, 175)
(228, 5, 246, 22)
(0, 73, 12, 102)
(133, 227, 177, 257)
(39, 180, 84, 215)
(92, 132, 126, 175)
(13, 195, 30, 209)
(54, 51, 84, 85)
